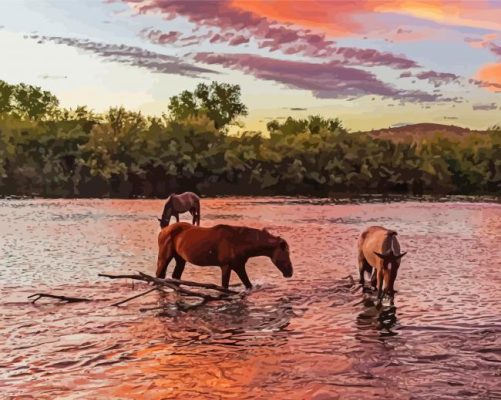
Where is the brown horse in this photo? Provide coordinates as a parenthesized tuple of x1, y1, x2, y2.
(156, 222, 293, 289)
(358, 226, 407, 304)
(158, 192, 200, 228)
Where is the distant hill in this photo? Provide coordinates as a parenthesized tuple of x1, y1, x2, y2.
(361, 123, 487, 143)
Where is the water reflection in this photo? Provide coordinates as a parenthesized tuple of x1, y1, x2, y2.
(356, 296, 398, 337)
(1, 198, 500, 399)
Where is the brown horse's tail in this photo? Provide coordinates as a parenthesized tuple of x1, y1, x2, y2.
(156, 223, 190, 278)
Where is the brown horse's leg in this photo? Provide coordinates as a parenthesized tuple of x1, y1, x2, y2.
(156, 252, 173, 279)
(233, 265, 252, 289)
(220, 265, 231, 288)
(172, 257, 186, 280)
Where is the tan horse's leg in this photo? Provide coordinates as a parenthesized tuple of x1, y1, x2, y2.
(376, 268, 384, 304)
(358, 251, 367, 285)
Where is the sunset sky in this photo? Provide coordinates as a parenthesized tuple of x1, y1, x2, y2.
(1, 0, 500, 131)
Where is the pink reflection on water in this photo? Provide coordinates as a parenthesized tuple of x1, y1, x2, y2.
(0, 198, 499, 399)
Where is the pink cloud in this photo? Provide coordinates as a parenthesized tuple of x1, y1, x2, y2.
(126, 0, 419, 69)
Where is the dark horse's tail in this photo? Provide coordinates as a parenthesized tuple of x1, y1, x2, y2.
(196, 197, 201, 225)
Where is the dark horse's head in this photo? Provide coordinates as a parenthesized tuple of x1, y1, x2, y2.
(158, 200, 172, 229)
(266, 230, 293, 278)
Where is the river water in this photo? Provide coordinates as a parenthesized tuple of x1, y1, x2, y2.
(0, 198, 500, 399)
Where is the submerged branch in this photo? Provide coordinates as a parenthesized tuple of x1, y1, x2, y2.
(28, 293, 91, 304)
(111, 287, 159, 307)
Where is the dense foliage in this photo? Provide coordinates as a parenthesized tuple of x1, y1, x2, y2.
(0, 80, 500, 197)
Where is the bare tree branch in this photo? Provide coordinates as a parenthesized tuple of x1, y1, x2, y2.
(28, 293, 91, 304)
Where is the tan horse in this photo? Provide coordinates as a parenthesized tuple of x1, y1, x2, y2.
(156, 222, 293, 289)
(358, 226, 407, 303)
(158, 192, 200, 228)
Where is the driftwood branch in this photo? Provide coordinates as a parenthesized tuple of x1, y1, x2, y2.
(98, 272, 237, 295)
(111, 287, 160, 307)
(28, 293, 91, 304)
(28, 272, 238, 311)
(99, 271, 241, 305)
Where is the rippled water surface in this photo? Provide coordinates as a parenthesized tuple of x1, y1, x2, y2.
(1, 198, 500, 399)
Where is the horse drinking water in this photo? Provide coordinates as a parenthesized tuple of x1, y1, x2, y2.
(158, 192, 200, 228)
(156, 222, 293, 289)
(358, 226, 407, 304)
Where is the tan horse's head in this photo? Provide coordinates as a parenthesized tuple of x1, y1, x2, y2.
(374, 249, 407, 296)
(267, 232, 293, 278)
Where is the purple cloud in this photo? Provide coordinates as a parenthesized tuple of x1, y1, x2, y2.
(127, 0, 419, 69)
(472, 102, 498, 110)
(194, 52, 448, 102)
(488, 42, 501, 56)
(30, 34, 217, 77)
(414, 71, 461, 87)
(469, 78, 501, 91)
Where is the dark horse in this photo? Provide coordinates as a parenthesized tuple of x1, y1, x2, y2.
(156, 222, 293, 289)
(158, 192, 200, 228)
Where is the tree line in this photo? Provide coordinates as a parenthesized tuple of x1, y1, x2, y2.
(0, 79, 500, 198)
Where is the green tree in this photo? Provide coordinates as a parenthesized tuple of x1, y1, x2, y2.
(168, 81, 247, 129)
(0, 81, 15, 113)
(12, 83, 59, 120)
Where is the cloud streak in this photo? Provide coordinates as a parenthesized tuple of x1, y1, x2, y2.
(30, 34, 217, 78)
(472, 102, 498, 111)
(194, 52, 451, 102)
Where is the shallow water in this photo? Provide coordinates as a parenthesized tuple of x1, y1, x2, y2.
(0, 198, 500, 399)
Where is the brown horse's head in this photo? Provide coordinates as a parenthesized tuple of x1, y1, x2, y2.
(269, 234, 293, 278)
(374, 250, 407, 296)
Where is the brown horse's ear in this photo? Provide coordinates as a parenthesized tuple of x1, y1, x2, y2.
(395, 251, 407, 259)
(279, 240, 288, 250)
(374, 251, 385, 259)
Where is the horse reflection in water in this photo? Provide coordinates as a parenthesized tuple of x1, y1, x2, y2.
(356, 294, 398, 336)
(155, 294, 295, 348)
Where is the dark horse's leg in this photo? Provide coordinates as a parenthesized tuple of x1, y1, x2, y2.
(196, 202, 201, 226)
(174, 213, 180, 223)
(189, 208, 197, 225)
(233, 265, 252, 289)
(220, 265, 232, 288)
(172, 256, 186, 281)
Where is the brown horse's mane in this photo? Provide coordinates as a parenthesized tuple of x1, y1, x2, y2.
(212, 224, 281, 257)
